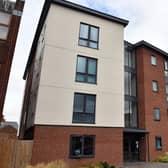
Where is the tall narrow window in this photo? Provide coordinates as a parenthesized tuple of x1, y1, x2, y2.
(124, 100, 138, 128)
(151, 55, 157, 65)
(73, 93, 96, 124)
(76, 56, 97, 84)
(152, 81, 158, 92)
(155, 136, 162, 150)
(153, 108, 160, 121)
(70, 135, 95, 158)
(79, 23, 99, 49)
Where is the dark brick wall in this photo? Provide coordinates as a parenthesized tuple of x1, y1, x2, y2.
(31, 125, 123, 167)
(136, 46, 168, 160)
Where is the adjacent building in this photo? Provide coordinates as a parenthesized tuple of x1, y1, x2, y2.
(0, 0, 24, 122)
(124, 41, 168, 161)
(19, 0, 168, 167)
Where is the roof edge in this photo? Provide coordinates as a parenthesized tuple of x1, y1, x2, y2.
(134, 40, 168, 57)
(52, 0, 129, 27)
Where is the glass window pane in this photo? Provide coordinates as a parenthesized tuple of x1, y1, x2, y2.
(151, 56, 157, 65)
(89, 42, 98, 49)
(76, 74, 85, 82)
(80, 24, 89, 39)
(86, 95, 95, 113)
(131, 74, 136, 96)
(74, 94, 84, 112)
(165, 60, 168, 70)
(79, 39, 88, 46)
(152, 81, 158, 92)
(124, 100, 129, 127)
(156, 137, 162, 149)
(84, 136, 94, 155)
(154, 109, 160, 120)
(87, 76, 96, 83)
(90, 27, 98, 41)
(0, 25, 8, 39)
(88, 59, 97, 75)
(131, 53, 136, 68)
(77, 57, 86, 73)
(124, 49, 129, 66)
(130, 101, 138, 128)
(166, 85, 168, 94)
(0, 12, 10, 25)
(124, 72, 129, 95)
(71, 137, 82, 156)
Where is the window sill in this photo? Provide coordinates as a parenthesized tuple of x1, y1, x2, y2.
(72, 121, 95, 124)
(78, 44, 99, 50)
(69, 155, 95, 159)
(156, 148, 162, 151)
(75, 80, 97, 85)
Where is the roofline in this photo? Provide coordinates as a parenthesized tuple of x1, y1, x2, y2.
(134, 40, 168, 57)
(52, 0, 129, 27)
(23, 0, 129, 79)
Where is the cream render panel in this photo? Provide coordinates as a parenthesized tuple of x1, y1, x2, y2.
(35, 4, 124, 127)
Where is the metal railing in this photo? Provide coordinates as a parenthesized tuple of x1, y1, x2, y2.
(73, 112, 95, 124)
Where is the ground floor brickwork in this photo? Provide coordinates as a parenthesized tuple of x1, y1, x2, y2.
(31, 125, 123, 167)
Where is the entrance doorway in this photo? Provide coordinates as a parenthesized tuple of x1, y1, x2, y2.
(124, 134, 140, 161)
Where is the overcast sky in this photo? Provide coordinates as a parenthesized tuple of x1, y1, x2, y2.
(3, 0, 168, 123)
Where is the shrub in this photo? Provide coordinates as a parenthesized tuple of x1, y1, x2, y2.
(99, 161, 115, 168)
(153, 152, 168, 163)
(26, 160, 67, 168)
(78, 161, 115, 168)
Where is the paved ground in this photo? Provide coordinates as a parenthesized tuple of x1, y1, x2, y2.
(123, 162, 168, 168)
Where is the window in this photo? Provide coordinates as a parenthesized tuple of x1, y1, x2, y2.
(155, 136, 162, 150)
(152, 81, 158, 92)
(124, 100, 138, 128)
(0, 11, 10, 40)
(124, 72, 136, 96)
(76, 56, 97, 84)
(70, 135, 95, 158)
(153, 108, 160, 121)
(73, 93, 96, 124)
(165, 60, 168, 71)
(124, 48, 136, 68)
(79, 23, 99, 49)
(151, 55, 157, 65)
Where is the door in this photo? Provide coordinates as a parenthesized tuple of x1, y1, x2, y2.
(124, 134, 140, 161)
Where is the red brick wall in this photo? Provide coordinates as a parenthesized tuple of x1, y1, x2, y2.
(136, 46, 168, 160)
(31, 126, 123, 167)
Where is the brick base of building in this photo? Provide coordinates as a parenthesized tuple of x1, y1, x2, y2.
(31, 125, 123, 167)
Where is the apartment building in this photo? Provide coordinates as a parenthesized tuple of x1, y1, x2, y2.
(19, 0, 128, 167)
(19, 0, 168, 166)
(0, 0, 24, 122)
(124, 41, 168, 162)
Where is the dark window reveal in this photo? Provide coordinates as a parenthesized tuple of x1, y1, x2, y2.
(70, 135, 95, 158)
(155, 136, 162, 150)
(79, 23, 99, 49)
(73, 93, 96, 124)
(76, 56, 97, 84)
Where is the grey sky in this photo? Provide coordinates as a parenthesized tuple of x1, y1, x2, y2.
(3, 0, 168, 123)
